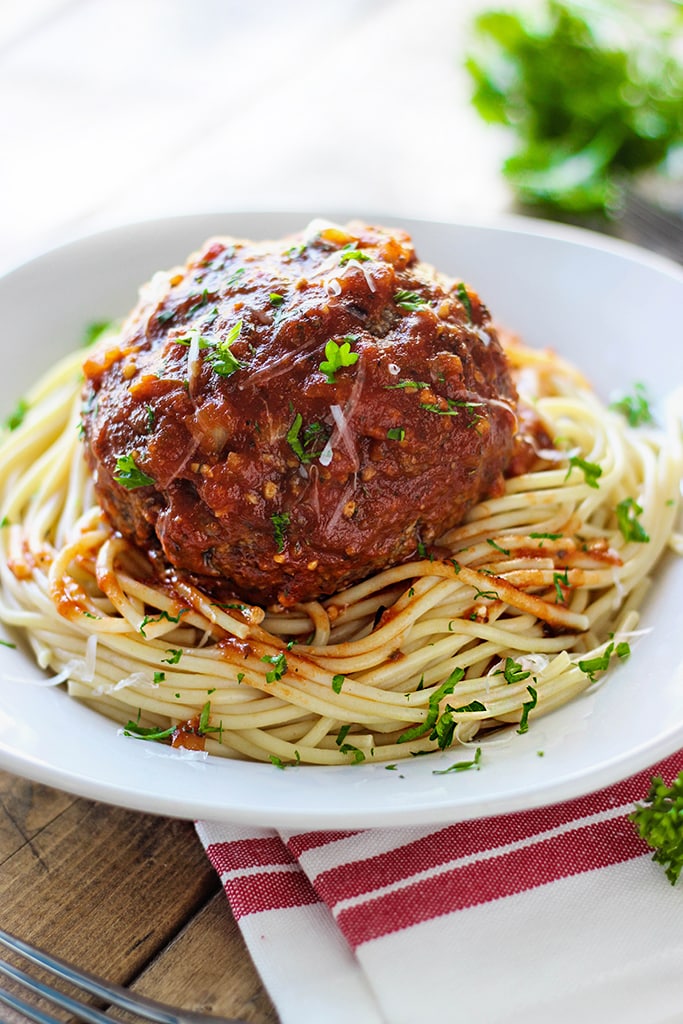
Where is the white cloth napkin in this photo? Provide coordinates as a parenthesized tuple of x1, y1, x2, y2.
(196, 750, 683, 1024)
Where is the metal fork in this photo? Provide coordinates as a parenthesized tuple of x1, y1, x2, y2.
(0, 928, 247, 1024)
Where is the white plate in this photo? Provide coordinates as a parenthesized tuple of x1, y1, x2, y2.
(0, 211, 682, 828)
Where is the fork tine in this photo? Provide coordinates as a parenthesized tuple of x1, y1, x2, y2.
(0, 928, 244, 1024)
(0, 983, 62, 1024)
(0, 952, 115, 1023)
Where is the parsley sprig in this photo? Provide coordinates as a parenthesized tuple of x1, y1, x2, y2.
(631, 772, 683, 885)
(394, 289, 427, 311)
(114, 453, 154, 490)
(175, 321, 244, 377)
(616, 497, 650, 543)
(610, 383, 654, 427)
(319, 337, 360, 384)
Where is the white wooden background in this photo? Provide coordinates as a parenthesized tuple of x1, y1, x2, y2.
(0, 0, 513, 277)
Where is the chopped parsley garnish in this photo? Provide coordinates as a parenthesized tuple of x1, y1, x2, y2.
(455, 282, 473, 320)
(162, 648, 183, 665)
(138, 608, 188, 638)
(113, 453, 154, 490)
(339, 743, 366, 763)
(616, 497, 650, 543)
(566, 455, 602, 488)
(394, 289, 427, 311)
(553, 568, 569, 604)
(206, 320, 243, 376)
(501, 657, 531, 685)
(261, 652, 288, 683)
(387, 427, 406, 441)
(517, 685, 538, 734)
(432, 746, 482, 775)
(270, 751, 301, 769)
(286, 414, 328, 463)
(339, 246, 372, 265)
(487, 538, 510, 556)
(269, 292, 285, 306)
(4, 399, 28, 432)
(385, 380, 432, 391)
(332, 674, 345, 694)
(336, 724, 351, 746)
(610, 383, 654, 427)
(0, 639, 17, 649)
(188, 289, 210, 315)
(578, 639, 630, 681)
(319, 337, 360, 384)
(153, 671, 166, 684)
(451, 700, 487, 714)
(176, 321, 243, 377)
(397, 667, 465, 746)
(529, 531, 563, 541)
(225, 267, 246, 288)
(123, 720, 176, 742)
(271, 512, 290, 552)
(422, 398, 483, 423)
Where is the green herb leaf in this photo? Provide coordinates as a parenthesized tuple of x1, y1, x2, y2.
(261, 652, 288, 683)
(387, 427, 406, 441)
(631, 772, 683, 885)
(517, 685, 538, 734)
(114, 453, 154, 490)
(384, 380, 432, 391)
(566, 455, 602, 488)
(455, 282, 473, 320)
(339, 743, 366, 763)
(123, 720, 176, 742)
(4, 398, 28, 432)
(466, 3, 683, 216)
(207, 320, 243, 377)
(332, 674, 345, 694)
(578, 642, 614, 682)
(610, 383, 654, 427)
(138, 608, 188, 638)
(339, 246, 372, 265)
(616, 497, 650, 543)
(271, 512, 290, 552)
(553, 568, 569, 604)
(397, 667, 465, 745)
(319, 338, 360, 384)
(394, 289, 427, 311)
(502, 657, 531, 685)
(432, 746, 482, 774)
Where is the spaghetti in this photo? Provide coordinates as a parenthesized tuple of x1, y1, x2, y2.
(0, 334, 680, 765)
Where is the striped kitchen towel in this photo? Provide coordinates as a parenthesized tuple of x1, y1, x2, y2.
(196, 749, 683, 1024)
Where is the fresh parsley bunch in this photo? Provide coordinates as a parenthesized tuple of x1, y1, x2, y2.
(631, 772, 683, 885)
(466, 0, 683, 216)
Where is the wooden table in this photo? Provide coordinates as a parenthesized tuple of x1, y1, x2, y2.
(0, 768, 278, 1022)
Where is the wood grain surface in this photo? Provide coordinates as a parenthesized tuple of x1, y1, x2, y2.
(0, 769, 278, 1022)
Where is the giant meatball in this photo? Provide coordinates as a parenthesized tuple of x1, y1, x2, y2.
(81, 220, 519, 606)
